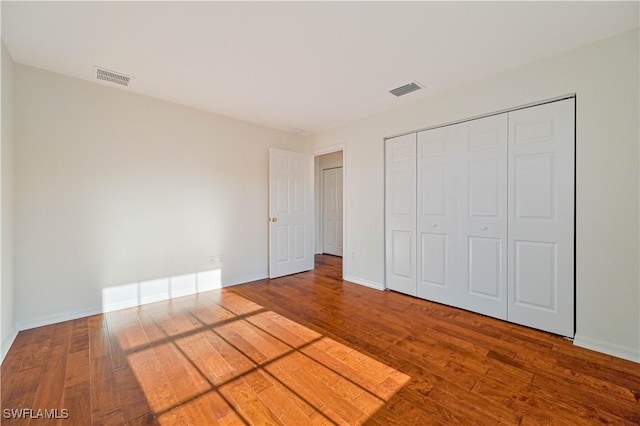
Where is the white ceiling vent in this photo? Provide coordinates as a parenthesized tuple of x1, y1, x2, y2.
(389, 81, 421, 97)
(94, 66, 132, 87)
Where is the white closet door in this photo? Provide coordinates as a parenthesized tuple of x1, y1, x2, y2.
(416, 125, 458, 305)
(385, 133, 417, 296)
(507, 99, 575, 336)
(456, 114, 509, 320)
(323, 167, 343, 256)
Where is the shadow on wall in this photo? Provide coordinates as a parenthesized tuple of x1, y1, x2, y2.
(101, 268, 222, 313)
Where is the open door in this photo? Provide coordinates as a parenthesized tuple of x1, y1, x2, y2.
(269, 148, 314, 278)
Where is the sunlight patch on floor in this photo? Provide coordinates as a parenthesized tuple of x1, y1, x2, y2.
(116, 291, 410, 425)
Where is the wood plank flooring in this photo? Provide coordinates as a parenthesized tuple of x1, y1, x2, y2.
(1, 254, 639, 425)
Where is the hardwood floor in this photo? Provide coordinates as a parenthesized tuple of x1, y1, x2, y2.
(2, 254, 639, 425)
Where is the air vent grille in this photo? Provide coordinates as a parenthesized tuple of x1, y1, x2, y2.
(95, 67, 132, 87)
(390, 82, 421, 97)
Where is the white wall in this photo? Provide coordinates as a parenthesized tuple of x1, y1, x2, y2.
(314, 151, 343, 253)
(1, 42, 16, 360)
(14, 64, 308, 329)
(313, 29, 640, 362)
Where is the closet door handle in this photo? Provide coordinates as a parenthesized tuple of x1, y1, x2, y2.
(481, 225, 488, 231)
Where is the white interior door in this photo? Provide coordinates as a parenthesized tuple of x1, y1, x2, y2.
(416, 125, 458, 305)
(322, 167, 343, 256)
(456, 114, 508, 320)
(385, 133, 417, 296)
(269, 148, 314, 279)
(507, 99, 575, 336)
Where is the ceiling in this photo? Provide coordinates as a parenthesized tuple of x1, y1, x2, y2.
(2, 2, 638, 134)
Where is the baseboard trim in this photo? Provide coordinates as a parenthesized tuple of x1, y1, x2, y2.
(14, 273, 271, 333)
(573, 333, 639, 363)
(102, 300, 139, 313)
(344, 275, 384, 291)
(1, 328, 18, 363)
(16, 306, 103, 332)
(223, 273, 269, 287)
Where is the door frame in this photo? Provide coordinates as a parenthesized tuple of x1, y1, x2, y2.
(313, 143, 346, 279)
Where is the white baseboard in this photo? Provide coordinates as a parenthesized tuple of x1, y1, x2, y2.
(102, 300, 139, 313)
(223, 273, 268, 287)
(573, 333, 639, 363)
(344, 274, 384, 291)
(1, 328, 18, 363)
(16, 306, 103, 332)
(14, 273, 270, 334)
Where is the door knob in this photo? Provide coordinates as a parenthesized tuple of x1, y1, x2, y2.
(271, 217, 278, 222)
(431, 223, 437, 228)
(481, 225, 488, 231)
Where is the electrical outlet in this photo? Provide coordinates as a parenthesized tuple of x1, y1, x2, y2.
(219, 255, 224, 263)
(209, 255, 216, 265)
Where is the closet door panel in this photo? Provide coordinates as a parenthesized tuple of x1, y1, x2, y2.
(507, 98, 575, 337)
(385, 134, 417, 296)
(416, 126, 458, 303)
(468, 236, 502, 299)
(391, 231, 414, 278)
(457, 114, 508, 320)
(420, 233, 447, 286)
(514, 241, 556, 309)
(469, 159, 501, 217)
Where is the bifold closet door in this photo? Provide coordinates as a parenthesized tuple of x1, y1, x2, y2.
(455, 114, 508, 320)
(507, 98, 575, 337)
(385, 133, 417, 296)
(416, 125, 459, 306)
(385, 98, 575, 337)
(416, 114, 508, 319)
